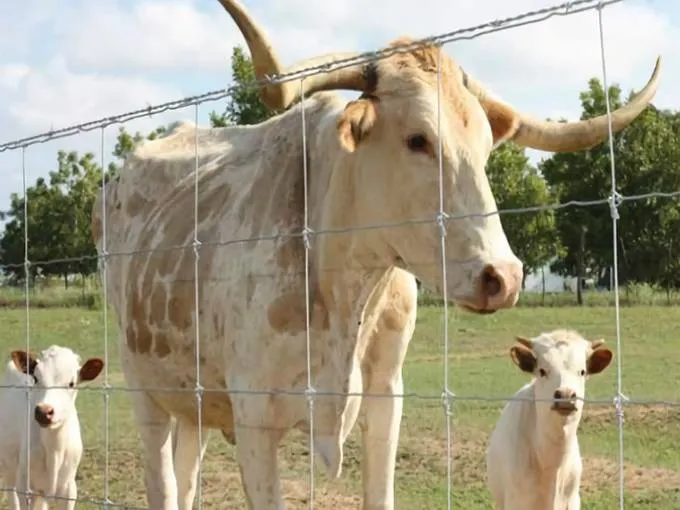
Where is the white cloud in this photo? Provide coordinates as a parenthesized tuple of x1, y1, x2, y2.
(6, 56, 182, 134)
(61, 0, 238, 72)
(0, 0, 677, 214)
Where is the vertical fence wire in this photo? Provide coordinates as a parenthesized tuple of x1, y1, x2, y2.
(299, 77, 317, 509)
(596, 4, 627, 509)
(193, 102, 205, 510)
(435, 44, 454, 509)
(99, 127, 112, 509)
(21, 145, 33, 508)
(0, 3, 671, 507)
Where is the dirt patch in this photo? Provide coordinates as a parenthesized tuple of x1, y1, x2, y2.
(397, 426, 680, 494)
(582, 403, 679, 428)
(581, 456, 680, 493)
(410, 350, 507, 364)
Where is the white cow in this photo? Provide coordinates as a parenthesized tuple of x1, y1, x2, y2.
(0, 346, 104, 510)
(90, 0, 659, 508)
(485, 330, 614, 510)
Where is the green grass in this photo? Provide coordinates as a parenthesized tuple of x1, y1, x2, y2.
(1, 305, 679, 508)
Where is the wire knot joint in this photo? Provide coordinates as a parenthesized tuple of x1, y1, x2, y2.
(435, 212, 449, 238)
(608, 191, 623, 220)
(613, 392, 628, 420)
(441, 389, 455, 416)
(301, 227, 314, 251)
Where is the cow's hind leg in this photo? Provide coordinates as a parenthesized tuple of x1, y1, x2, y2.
(129, 390, 178, 510)
(359, 270, 417, 510)
(173, 418, 211, 510)
(231, 393, 285, 510)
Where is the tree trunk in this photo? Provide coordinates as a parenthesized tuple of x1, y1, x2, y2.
(64, 273, 69, 289)
(576, 225, 587, 306)
(541, 266, 546, 306)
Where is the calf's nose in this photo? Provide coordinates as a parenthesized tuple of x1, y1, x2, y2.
(553, 389, 577, 402)
(34, 404, 54, 427)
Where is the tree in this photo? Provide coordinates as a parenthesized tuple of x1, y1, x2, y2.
(210, 46, 277, 127)
(540, 77, 680, 292)
(486, 142, 561, 287)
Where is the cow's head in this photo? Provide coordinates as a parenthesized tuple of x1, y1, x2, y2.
(509, 331, 613, 421)
(11, 346, 104, 430)
(217, 0, 661, 314)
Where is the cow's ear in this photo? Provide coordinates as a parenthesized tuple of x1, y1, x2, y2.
(337, 97, 378, 152)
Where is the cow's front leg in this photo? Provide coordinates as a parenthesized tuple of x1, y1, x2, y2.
(232, 393, 286, 510)
(128, 390, 178, 510)
(359, 274, 417, 510)
(173, 418, 211, 510)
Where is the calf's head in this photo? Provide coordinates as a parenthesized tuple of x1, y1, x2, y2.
(11, 346, 104, 429)
(216, 0, 661, 314)
(509, 330, 613, 420)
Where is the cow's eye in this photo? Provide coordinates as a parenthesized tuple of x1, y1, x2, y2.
(579, 370, 586, 376)
(69, 381, 75, 388)
(539, 369, 547, 377)
(406, 134, 429, 153)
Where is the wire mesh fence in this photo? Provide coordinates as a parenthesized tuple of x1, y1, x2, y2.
(0, 0, 678, 509)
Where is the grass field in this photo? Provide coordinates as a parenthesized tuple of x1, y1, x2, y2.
(2, 304, 679, 509)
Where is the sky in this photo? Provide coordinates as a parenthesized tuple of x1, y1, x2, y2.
(0, 0, 678, 220)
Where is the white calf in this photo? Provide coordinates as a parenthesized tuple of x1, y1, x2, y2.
(485, 330, 613, 510)
(0, 346, 104, 510)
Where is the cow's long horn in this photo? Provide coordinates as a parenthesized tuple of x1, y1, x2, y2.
(463, 56, 662, 153)
(216, 0, 367, 110)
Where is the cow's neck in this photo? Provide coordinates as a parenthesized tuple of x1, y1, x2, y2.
(310, 127, 392, 334)
(293, 108, 395, 476)
(532, 398, 580, 470)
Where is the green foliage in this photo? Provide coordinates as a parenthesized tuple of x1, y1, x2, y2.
(540, 77, 680, 290)
(486, 142, 562, 279)
(209, 46, 278, 127)
(2, 46, 680, 299)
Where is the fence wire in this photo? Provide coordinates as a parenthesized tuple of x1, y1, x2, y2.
(0, 0, 676, 509)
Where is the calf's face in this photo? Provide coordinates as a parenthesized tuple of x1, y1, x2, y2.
(11, 347, 104, 429)
(509, 331, 613, 419)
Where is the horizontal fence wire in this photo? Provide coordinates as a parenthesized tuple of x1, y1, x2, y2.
(1, 0, 677, 508)
(0, 382, 678, 406)
(0, 190, 677, 272)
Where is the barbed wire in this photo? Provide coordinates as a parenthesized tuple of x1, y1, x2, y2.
(0, 0, 624, 153)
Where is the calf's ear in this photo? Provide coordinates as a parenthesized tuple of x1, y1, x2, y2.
(587, 347, 613, 375)
(11, 350, 38, 375)
(510, 344, 537, 374)
(79, 358, 105, 383)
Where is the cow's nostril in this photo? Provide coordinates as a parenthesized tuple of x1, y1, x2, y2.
(482, 268, 502, 298)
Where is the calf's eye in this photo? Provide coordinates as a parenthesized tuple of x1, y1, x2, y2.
(69, 381, 75, 388)
(579, 370, 586, 376)
(539, 369, 547, 377)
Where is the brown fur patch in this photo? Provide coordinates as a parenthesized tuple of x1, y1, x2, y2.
(125, 191, 148, 219)
(267, 291, 329, 334)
